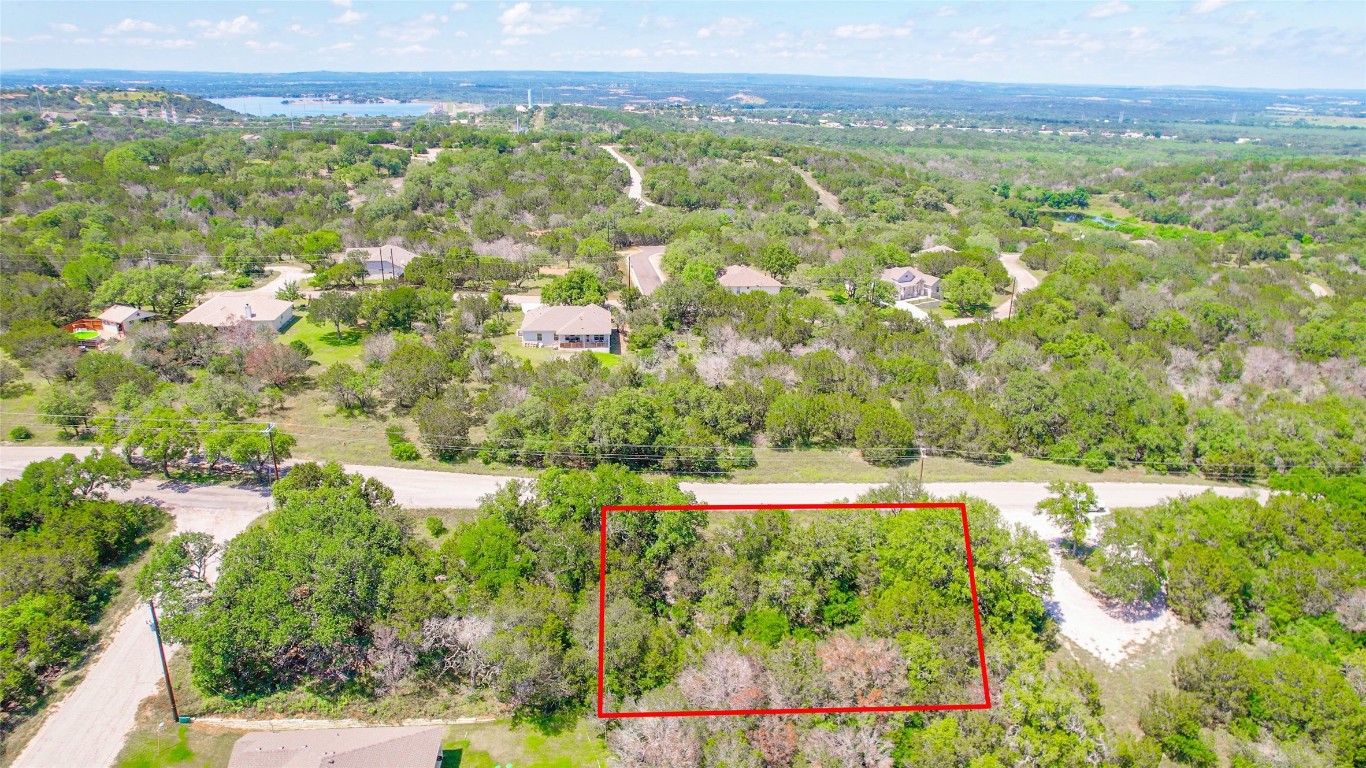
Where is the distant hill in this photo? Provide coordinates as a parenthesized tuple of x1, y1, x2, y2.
(5, 68, 1364, 124)
(0, 85, 240, 124)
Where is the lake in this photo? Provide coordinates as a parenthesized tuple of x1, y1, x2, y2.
(209, 97, 438, 117)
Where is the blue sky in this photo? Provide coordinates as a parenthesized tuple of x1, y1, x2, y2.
(2, 1, 1362, 89)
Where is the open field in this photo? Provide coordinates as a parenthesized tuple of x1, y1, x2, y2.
(276, 316, 366, 367)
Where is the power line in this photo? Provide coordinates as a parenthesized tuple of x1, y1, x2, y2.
(5, 409, 1362, 474)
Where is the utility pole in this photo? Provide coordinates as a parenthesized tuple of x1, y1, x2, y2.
(264, 423, 280, 480)
(148, 601, 180, 723)
(919, 450, 925, 483)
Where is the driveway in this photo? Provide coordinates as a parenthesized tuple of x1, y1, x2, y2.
(992, 252, 1038, 320)
(627, 246, 667, 295)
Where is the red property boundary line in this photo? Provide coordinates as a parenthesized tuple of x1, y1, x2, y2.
(596, 502, 991, 719)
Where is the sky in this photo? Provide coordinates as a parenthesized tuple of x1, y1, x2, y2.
(1, 1, 1363, 90)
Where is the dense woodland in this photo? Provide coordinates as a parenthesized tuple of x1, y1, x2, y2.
(0, 95, 1363, 766)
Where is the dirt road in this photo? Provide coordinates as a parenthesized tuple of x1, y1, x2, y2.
(626, 246, 667, 295)
(770, 158, 841, 214)
(601, 145, 654, 208)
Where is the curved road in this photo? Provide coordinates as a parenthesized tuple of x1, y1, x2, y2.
(627, 246, 667, 295)
(601, 145, 654, 209)
(3, 446, 1263, 766)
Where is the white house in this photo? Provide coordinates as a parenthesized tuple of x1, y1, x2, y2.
(882, 266, 942, 300)
(96, 304, 155, 336)
(338, 245, 418, 280)
(717, 264, 782, 295)
(518, 304, 613, 351)
(176, 295, 295, 331)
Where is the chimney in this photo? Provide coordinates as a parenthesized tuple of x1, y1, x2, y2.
(245, 303, 253, 318)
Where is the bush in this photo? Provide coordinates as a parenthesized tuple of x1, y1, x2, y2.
(229, 275, 253, 289)
(385, 425, 406, 445)
(9, 425, 33, 441)
(390, 441, 420, 461)
(425, 516, 447, 538)
(288, 339, 313, 357)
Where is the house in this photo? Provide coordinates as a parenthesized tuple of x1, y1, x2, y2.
(226, 725, 444, 768)
(339, 245, 418, 280)
(96, 304, 155, 336)
(881, 266, 942, 300)
(176, 295, 295, 331)
(518, 304, 613, 351)
(716, 264, 781, 295)
(919, 244, 957, 254)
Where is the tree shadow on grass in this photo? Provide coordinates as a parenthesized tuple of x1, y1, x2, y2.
(319, 329, 362, 347)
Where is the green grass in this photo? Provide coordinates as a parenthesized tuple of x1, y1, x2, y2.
(442, 721, 608, 768)
(277, 317, 365, 367)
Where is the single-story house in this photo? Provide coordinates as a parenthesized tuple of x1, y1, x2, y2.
(97, 304, 155, 336)
(176, 295, 295, 331)
(519, 304, 613, 351)
(919, 244, 957, 254)
(717, 264, 782, 295)
(226, 725, 444, 768)
(882, 266, 942, 300)
(339, 245, 418, 279)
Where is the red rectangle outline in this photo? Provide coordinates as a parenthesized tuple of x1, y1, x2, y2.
(597, 502, 991, 718)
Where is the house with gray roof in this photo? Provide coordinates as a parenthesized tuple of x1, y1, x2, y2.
(881, 266, 942, 300)
(226, 725, 444, 768)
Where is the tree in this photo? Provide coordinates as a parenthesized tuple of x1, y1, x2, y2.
(92, 265, 205, 319)
(300, 229, 343, 260)
(941, 266, 994, 316)
(913, 186, 948, 211)
(1035, 480, 1100, 555)
(317, 362, 378, 413)
(759, 243, 800, 280)
(38, 385, 95, 437)
(119, 407, 200, 476)
(541, 268, 607, 306)
(307, 291, 360, 341)
(412, 388, 476, 460)
(135, 532, 217, 641)
(381, 343, 449, 408)
(243, 344, 310, 388)
(854, 400, 916, 466)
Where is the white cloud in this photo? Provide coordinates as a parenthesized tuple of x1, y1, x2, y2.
(936, 6, 959, 17)
(622, 47, 646, 58)
(331, 9, 367, 24)
(1228, 10, 1262, 24)
(393, 44, 430, 55)
(289, 23, 319, 37)
(951, 26, 998, 46)
(499, 3, 596, 35)
(834, 23, 912, 40)
(104, 19, 171, 34)
(1085, 1, 1132, 19)
(450, 2, 469, 9)
(318, 41, 355, 52)
(1190, 0, 1234, 13)
(124, 37, 196, 48)
(502, 36, 529, 46)
(379, 15, 442, 43)
(245, 40, 288, 51)
(330, 0, 351, 6)
(639, 15, 679, 29)
(49, 22, 80, 33)
(0, 35, 14, 43)
(697, 16, 756, 38)
(190, 16, 261, 38)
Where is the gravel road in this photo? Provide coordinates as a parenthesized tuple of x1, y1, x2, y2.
(601, 145, 654, 208)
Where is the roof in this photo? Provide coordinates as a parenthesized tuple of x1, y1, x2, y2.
(338, 245, 419, 268)
(520, 304, 613, 336)
(919, 244, 957, 254)
(227, 726, 444, 768)
(717, 264, 781, 289)
(97, 304, 146, 324)
(176, 295, 293, 327)
(882, 266, 941, 286)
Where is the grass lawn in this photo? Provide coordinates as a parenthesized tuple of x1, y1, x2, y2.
(443, 720, 608, 768)
(277, 316, 366, 367)
(115, 722, 242, 768)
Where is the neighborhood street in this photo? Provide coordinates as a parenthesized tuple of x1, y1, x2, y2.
(3, 446, 1265, 766)
(626, 245, 667, 295)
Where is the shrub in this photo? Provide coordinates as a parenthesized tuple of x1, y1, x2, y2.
(390, 441, 421, 461)
(385, 425, 406, 445)
(425, 516, 447, 538)
(9, 425, 33, 441)
(229, 275, 253, 289)
(288, 339, 313, 357)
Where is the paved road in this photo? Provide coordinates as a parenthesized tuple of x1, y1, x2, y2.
(627, 246, 667, 295)
(993, 251, 1038, 320)
(601, 145, 655, 209)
